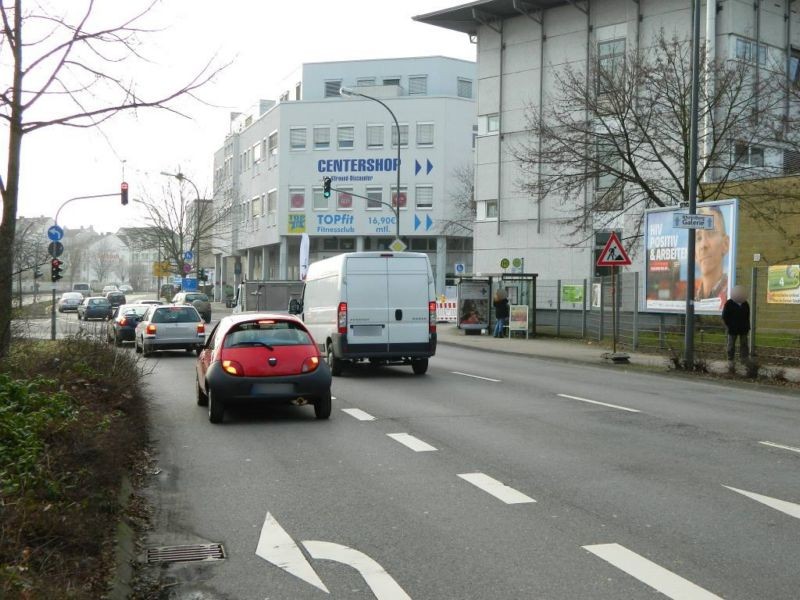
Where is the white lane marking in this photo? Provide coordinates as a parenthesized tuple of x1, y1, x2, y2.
(341, 408, 376, 421)
(387, 433, 437, 452)
(583, 543, 724, 600)
(758, 440, 800, 455)
(303, 540, 412, 600)
(451, 371, 501, 383)
(557, 393, 640, 413)
(255, 512, 329, 593)
(723, 485, 800, 520)
(331, 396, 337, 400)
(457, 472, 536, 504)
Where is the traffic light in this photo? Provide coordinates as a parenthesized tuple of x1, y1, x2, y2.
(323, 177, 332, 199)
(121, 181, 129, 206)
(50, 258, 63, 282)
(199, 268, 207, 282)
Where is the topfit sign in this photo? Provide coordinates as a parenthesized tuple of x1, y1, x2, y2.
(317, 158, 399, 183)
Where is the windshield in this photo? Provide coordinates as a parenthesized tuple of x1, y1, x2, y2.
(224, 320, 313, 348)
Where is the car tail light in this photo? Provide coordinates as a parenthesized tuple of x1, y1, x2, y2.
(145, 324, 157, 335)
(337, 302, 347, 335)
(197, 323, 205, 335)
(118, 317, 128, 326)
(429, 300, 437, 334)
(222, 360, 243, 376)
(301, 356, 320, 373)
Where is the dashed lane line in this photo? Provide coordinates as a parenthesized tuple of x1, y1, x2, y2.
(387, 433, 437, 452)
(723, 485, 800, 520)
(758, 440, 800, 455)
(457, 472, 536, 504)
(557, 393, 641, 413)
(341, 408, 376, 421)
(451, 371, 501, 383)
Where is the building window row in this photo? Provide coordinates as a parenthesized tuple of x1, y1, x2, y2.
(290, 122, 434, 151)
(279, 184, 435, 212)
(240, 132, 279, 173)
(323, 76, 472, 99)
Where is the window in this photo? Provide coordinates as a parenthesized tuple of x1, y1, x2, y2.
(267, 190, 277, 225)
(735, 143, 765, 168)
(337, 126, 355, 149)
(783, 149, 800, 174)
(289, 187, 305, 211)
(295, 82, 301, 100)
(337, 187, 353, 210)
(313, 126, 330, 150)
(324, 80, 342, 98)
(486, 200, 498, 219)
(268, 132, 278, 165)
(391, 185, 408, 209)
(391, 124, 409, 147)
(457, 78, 473, 99)
(367, 124, 384, 149)
(409, 76, 427, 95)
(734, 37, 767, 64)
(486, 114, 500, 133)
(416, 122, 434, 147)
(596, 141, 622, 190)
(415, 185, 433, 209)
(366, 186, 383, 210)
(323, 238, 338, 251)
(472, 124, 478, 148)
(251, 196, 262, 218)
(279, 91, 289, 102)
(790, 47, 800, 88)
(312, 187, 328, 210)
(383, 77, 401, 86)
(597, 38, 626, 93)
(290, 127, 306, 150)
(253, 142, 262, 163)
(357, 77, 375, 87)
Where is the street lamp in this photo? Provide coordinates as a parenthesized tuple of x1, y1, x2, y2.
(339, 86, 403, 246)
(161, 171, 202, 279)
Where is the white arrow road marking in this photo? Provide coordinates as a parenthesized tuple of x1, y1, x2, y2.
(451, 371, 501, 382)
(583, 543, 724, 600)
(255, 512, 329, 593)
(758, 440, 800, 455)
(723, 485, 800, 520)
(341, 408, 376, 421)
(387, 433, 437, 452)
(303, 540, 412, 600)
(457, 472, 536, 504)
(557, 393, 641, 413)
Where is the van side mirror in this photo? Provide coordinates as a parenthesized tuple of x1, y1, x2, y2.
(288, 298, 302, 315)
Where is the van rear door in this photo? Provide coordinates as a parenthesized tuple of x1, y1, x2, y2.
(386, 256, 431, 350)
(344, 256, 389, 351)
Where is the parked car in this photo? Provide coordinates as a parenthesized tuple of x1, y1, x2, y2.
(173, 291, 212, 323)
(196, 314, 331, 424)
(106, 304, 149, 346)
(135, 305, 206, 357)
(119, 284, 133, 294)
(160, 283, 177, 302)
(102, 285, 119, 294)
(77, 297, 112, 321)
(72, 282, 91, 297)
(57, 291, 84, 312)
(105, 291, 127, 309)
(135, 299, 164, 306)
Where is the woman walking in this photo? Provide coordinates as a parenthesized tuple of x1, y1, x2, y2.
(493, 290, 509, 338)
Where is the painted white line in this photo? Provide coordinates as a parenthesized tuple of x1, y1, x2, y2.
(451, 371, 501, 383)
(255, 512, 328, 593)
(341, 408, 376, 421)
(303, 540, 412, 600)
(331, 396, 337, 400)
(758, 440, 800, 455)
(457, 472, 536, 504)
(387, 433, 437, 452)
(723, 485, 800, 520)
(557, 393, 640, 413)
(583, 543, 723, 600)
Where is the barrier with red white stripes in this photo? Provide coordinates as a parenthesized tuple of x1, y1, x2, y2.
(436, 300, 458, 323)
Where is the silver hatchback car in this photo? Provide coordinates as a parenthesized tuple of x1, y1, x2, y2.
(134, 305, 206, 356)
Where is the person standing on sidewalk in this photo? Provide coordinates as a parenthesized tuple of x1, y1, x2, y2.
(721, 285, 750, 364)
(492, 290, 509, 338)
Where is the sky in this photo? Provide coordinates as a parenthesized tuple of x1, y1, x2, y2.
(9, 0, 474, 234)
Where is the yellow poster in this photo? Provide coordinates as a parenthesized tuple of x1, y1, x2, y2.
(288, 214, 306, 234)
(767, 265, 800, 304)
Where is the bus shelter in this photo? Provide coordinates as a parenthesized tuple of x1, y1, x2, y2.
(456, 274, 537, 337)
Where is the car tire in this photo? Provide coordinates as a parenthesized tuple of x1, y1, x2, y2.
(314, 389, 332, 420)
(185, 347, 194, 354)
(327, 344, 343, 377)
(113, 332, 123, 347)
(411, 358, 429, 375)
(142, 342, 152, 357)
(195, 347, 202, 356)
(196, 378, 208, 407)
(208, 388, 224, 424)
(135, 337, 142, 354)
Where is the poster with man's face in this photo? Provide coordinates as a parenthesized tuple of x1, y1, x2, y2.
(644, 199, 737, 313)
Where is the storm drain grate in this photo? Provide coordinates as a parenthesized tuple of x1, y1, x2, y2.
(146, 543, 226, 564)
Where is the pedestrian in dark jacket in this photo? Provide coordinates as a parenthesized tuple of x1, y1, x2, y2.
(493, 290, 510, 338)
(721, 285, 750, 362)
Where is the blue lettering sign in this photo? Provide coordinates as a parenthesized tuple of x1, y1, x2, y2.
(316, 157, 399, 173)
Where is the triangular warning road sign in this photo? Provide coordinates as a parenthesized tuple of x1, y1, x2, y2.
(596, 231, 632, 267)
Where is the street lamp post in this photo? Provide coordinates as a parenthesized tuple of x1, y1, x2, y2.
(161, 171, 202, 280)
(339, 86, 402, 244)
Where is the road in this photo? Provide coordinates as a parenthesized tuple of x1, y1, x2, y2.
(136, 340, 800, 599)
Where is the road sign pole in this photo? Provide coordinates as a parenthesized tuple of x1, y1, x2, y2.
(612, 267, 617, 354)
(50, 288, 56, 341)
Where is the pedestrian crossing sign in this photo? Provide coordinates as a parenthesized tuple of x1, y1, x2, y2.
(596, 232, 632, 267)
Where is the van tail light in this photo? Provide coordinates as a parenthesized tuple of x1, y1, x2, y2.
(301, 356, 320, 373)
(429, 300, 437, 334)
(222, 360, 243, 376)
(337, 302, 347, 335)
(145, 324, 157, 335)
(197, 323, 205, 335)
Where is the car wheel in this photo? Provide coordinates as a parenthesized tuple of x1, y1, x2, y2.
(411, 358, 429, 375)
(113, 331, 123, 347)
(135, 337, 142, 353)
(208, 388, 224, 424)
(185, 347, 194, 354)
(195, 347, 202, 356)
(142, 342, 152, 357)
(314, 389, 332, 420)
(196, 377, 208, 407)
(327, 344, 343, 376)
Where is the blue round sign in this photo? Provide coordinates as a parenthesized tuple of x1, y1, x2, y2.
(47, 224, 64, 242)
(183, 250, 193, 261)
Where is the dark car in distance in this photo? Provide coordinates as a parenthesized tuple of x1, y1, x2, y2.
(77, 297, 112, 321)
(106, 291, 127, 309)
(106, 304, 149, 346)
(57, 292, 84, 312)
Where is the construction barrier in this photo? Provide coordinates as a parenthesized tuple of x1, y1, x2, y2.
(436, 300, 457, 323)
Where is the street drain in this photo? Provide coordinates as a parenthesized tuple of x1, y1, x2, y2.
(145, 543, 226, 564)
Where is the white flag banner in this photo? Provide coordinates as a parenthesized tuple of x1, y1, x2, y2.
(299, 233, 310, 280)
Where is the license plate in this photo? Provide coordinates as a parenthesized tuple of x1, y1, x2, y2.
(251, 383, 294, 395)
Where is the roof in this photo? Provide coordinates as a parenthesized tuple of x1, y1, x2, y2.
(413, 0, 572, 34)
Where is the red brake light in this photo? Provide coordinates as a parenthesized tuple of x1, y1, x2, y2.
(222, 360, 243, 376)
(337, 302, 347, 335)
(146, 324, 157, 335)
(301, 356, 320, 373)
(197, 323, 205, 334)
(118, 317, 128, 326)
(429, 300, 437, 334)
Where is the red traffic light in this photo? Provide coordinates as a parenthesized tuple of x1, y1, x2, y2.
(121, 181, 129, 206)
(51, 258, 63, 268)
(121, 182, 129, 191)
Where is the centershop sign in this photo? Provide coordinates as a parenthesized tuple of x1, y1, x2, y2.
(317, 157, 399, 183)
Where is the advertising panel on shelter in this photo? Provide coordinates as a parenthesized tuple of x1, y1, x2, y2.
(767, 265, 800, 304)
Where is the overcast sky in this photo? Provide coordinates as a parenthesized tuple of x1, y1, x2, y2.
(11, 0, 473, 233)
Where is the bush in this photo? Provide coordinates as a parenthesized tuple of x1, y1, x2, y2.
(666, 347, 709, 373)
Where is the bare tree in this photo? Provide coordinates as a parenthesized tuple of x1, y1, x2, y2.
(0, 1, 226, 358)
(11, 218, 48, 306)
(128, 262, 148, 291)
(114, 259, 129, 284)
(512, 31, 784, 246)
(88, 239, 117, 285)
(439, 163, 476, 235)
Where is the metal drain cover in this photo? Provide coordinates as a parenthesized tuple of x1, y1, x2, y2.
(146, 543, 226, 564)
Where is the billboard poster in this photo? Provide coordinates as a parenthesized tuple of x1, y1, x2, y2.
(288, 214, 306, 234)
(767, 265, 800, 304)
(458, 280, 490, 330)
(509, 305, 529, 336)
(644, 199, 738, 313)
(561, 284, 584, 305)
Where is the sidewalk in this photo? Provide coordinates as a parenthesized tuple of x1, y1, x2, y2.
(436, 323, 800, 384)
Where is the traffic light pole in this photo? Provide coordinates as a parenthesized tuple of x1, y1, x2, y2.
(50, 288, 56, 341)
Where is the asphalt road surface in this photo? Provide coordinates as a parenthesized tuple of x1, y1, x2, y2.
(133, 340, 800, 600)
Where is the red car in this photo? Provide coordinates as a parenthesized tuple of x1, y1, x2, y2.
(196, 313, 332, 424)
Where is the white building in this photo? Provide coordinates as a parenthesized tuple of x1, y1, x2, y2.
(211, 56, 477, 298)
(416, 0, 800, 279)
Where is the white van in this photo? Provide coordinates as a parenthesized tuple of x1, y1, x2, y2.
(290, 252, 437, 375)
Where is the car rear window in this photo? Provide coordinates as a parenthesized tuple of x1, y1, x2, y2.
(152, 307, 200, 323)
(223, 320, 313, 348)
(121, 306, 148, 317)
(89, 299, 109, 306)
(186, 294, 208, 302)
